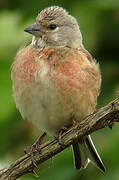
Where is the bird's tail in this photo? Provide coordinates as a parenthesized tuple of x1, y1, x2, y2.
(72, 135, 105, 172)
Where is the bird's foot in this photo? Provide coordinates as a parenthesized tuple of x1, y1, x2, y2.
(55, 126, 68, 148)
(72, 119, 78, 126)
(24, 132, 47, 168)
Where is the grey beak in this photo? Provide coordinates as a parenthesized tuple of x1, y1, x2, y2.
(24, 23, 40, 34)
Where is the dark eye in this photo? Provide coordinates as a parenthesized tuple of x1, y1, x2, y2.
(48, 24, 57, 30)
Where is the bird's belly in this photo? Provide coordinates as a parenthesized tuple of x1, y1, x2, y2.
(13, 79, 72, 135)
(13, 79, 95, 136)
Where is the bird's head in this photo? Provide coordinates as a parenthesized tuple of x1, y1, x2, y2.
(24, 6, 83, 49)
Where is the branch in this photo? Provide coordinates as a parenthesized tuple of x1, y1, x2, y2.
(0, 98, 119, 180)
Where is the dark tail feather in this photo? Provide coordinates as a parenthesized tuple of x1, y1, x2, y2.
(72, 135, 106, 172)
(85, 135, 106, 172)
(72, 141, 81, 170)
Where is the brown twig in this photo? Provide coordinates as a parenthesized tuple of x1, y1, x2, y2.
(0, 98, 119, 180)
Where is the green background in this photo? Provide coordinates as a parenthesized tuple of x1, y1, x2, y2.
(0, 0, 119, 179)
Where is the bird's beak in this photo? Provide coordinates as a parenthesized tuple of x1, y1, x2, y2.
(24, 23, 41, 36)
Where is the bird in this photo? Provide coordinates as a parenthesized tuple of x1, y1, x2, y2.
(11, 6, 105, 172)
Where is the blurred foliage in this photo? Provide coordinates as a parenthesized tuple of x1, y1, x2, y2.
(0, 0, 119, 180)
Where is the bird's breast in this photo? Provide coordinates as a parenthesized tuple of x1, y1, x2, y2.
(11, 46, 101, 135)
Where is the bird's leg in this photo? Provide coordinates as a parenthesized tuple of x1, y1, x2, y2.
(56, 119, 77, 147)
(72, 119, 78, 126)
(55, 126, 69, 148)
(24, 132, 47, 154)
(32, 132, 47, 152)
(24, 132, 47, 168)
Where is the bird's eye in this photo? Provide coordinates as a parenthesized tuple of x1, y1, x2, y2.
(48, 24, 57, 30)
